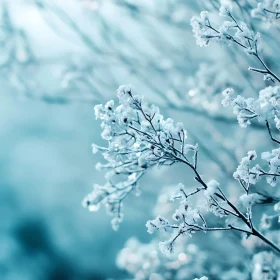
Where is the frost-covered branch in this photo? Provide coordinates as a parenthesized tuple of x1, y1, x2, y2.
(221, 87, 280, 140)
(85, 86, 280, 255)
(147, 165, 280, 255)
(191, 4, 280, 83)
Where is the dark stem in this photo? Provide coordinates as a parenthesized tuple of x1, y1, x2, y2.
(266, 121, 280, 144)
(252, 228, 280, 254)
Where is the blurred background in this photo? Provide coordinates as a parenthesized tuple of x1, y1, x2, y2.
(0, 0, 278, 279)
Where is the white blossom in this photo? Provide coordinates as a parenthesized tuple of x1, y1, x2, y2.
(84, 86, 200, 228)
(191, 6, 259, 54)
(190, 11, 214, 47)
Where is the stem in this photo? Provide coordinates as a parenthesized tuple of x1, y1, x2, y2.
(266, 121, 280, 144)
(254, 54, 280, 83)
(253, 228, 280, 255)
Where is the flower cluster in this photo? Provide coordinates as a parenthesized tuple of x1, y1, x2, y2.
(146, 180, 255, 255)
(222, 86, 280, 130)
(191, 4, 280, 83)
(191, 5, 259, 54)
(83, 85, 198, 228)
(233, 148, 280, 192)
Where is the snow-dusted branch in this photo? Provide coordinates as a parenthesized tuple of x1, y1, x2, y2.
(191, 5, 280, 83)
(221, 87, 280, 140)
(85, 86, 280, 254)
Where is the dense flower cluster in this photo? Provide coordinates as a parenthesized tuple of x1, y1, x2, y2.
(222, 86, 280, 130)
(190, 5, 259, 54)
(233, 148, 280, 190)
(83, 85, 198, 229)
(191, 5, 280, 83)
